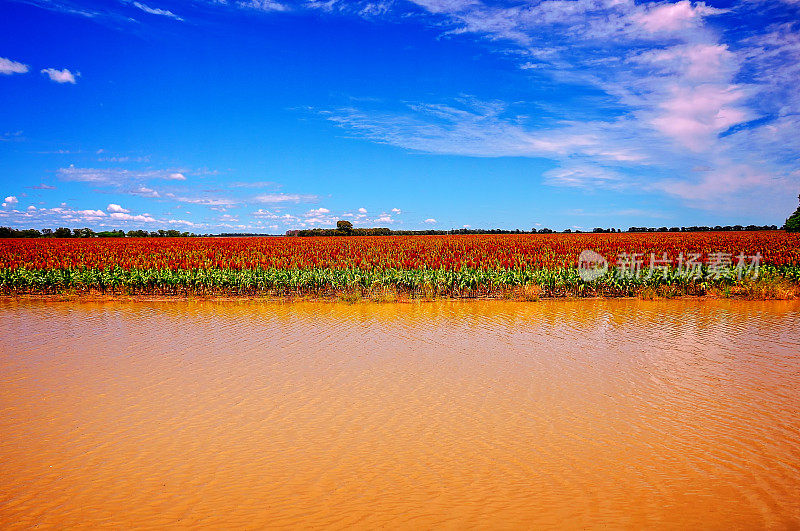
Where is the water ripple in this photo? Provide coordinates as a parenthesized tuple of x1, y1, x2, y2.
(1, 299, 799, 528)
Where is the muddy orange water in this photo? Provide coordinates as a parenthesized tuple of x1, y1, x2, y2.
(1, 299, 799, 529)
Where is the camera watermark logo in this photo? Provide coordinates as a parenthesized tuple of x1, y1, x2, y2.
(578, 249, 608, 281)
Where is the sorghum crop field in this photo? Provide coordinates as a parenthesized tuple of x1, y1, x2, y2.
(2, 231, 799, 299)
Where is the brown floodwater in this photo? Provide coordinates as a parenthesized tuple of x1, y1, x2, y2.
(1, 299, 799, 529)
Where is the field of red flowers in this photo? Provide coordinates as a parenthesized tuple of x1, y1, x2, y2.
(2, 232, 799, 299)
(2, 231, 799, 271)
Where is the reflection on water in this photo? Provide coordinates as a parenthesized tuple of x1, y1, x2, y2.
(1, 299, 799, 528)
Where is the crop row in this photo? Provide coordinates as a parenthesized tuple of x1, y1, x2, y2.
(3, 265, 799, 298)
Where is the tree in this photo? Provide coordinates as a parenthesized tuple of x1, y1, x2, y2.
(336, 220, 353, 234)
(54, 227, 71, 238)
(784, 193, 800, 232)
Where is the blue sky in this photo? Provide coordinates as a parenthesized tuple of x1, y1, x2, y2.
(1, 0, 799, 233)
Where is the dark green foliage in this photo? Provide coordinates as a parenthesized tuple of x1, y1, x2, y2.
(784, 194, 800, 232)
(336, 220, 353, 234)
(2, 264, 795, 298)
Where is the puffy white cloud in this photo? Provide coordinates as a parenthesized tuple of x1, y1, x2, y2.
(424, 218, 437, 223)
(391, 208, 401, 214)
(649, 84, 750, 150)
(41, 68, 79, 84)
(107, 203, 129, 213)
(168, 219, 198, 227)
(110, 212, 158, 223)
(0, 57, 28, 75)
(633, 1, 725, 33)
(166, 172, 186, 180)
(76, 209, 107, 220)
(3, 196, 18, 204)
(358, 207, 367, 213)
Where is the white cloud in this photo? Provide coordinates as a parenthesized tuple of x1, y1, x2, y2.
(255, 193, 317, 203)
(253, 209, 279, 219)
(3, 196, 18, 204)
(424, 218, 437, 223)
(76, 209, 107, 219)
(107, 203, 129, 213)
(57, 166, 196, 187)
(132, 1, 183, 20)
(648, 84, 750, 151)
(238, 0, 287, 12)
(0, 57, 28, 75)
(305, 207, 330, 216)
(543, 165, 625, 189)
(633, 1, 725, 33)
(323, 99, 642, 161)
(131, 186, 161, 198)
(229, 180, 279, 188)
(307, 0, 797, 215)
(168, 219, 198, 227)
(0, 203, 170, 227)
(110, 212, 158, 223)
(652, 165, 789, 206)
(358, 207, 367, 213)
(175, 196, 237, 206)
(41, 68, 79, 84)
(391, 207, 401, 213)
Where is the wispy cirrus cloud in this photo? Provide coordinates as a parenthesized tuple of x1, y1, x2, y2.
(171, 196, 239, 206)
(312, 0, 800, 214)
(132, 1, 183, 20)
(57, 166, 193, 185)
(237, 0, 288, 12)
(254, 193, 318, 203)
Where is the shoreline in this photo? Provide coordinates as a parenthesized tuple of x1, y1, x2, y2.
(3, 287, 798, 304)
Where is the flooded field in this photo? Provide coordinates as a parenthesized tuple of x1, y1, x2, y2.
(1, 299, 799, 528)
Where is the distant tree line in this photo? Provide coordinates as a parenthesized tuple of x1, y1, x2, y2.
(286, 220, 781, 237)
(0, 222, 786, 239)
(0, 227, 201, 238)
(218, 233, 276, 237)
(627, 225, 778, 233)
